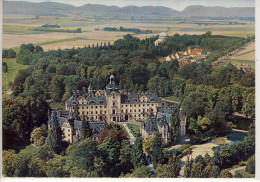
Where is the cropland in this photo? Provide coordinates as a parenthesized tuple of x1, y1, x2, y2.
(3, 14, 255, 51)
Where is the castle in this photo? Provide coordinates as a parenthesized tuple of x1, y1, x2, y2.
(48, 75, 186, 144)
(65, 75, 164, 123)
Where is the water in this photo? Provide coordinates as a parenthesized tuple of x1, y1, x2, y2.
(227, 132, 247, 144)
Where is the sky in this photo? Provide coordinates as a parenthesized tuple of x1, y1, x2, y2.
(4, 0, 255, 11)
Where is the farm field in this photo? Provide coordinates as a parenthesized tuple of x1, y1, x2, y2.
(2, 58, 29, 97)
(222, 41, 255, 68)
(2, 14, 255, 50)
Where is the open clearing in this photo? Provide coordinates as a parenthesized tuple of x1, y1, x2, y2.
(2, 14, 255, 50)
(2, 58, 29, 96)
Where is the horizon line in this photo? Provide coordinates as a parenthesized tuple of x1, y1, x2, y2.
(4, 0, 255, 11)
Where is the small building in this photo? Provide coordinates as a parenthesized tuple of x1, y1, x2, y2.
(154, 32, 169, 46)
(140, 106, 187, 144)
(48, 110, 106, 144)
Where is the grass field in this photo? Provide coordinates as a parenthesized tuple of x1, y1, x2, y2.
(2, 14, 255, 50)
(127, 124, 140, 138)
(222, 41, 255, 68)
(2, 58, 29, 96)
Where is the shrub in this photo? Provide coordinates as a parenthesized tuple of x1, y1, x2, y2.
(246, 156, 255, 174)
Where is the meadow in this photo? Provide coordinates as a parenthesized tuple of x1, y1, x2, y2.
(2, 14, 255, 51)
(2, 58, 29, 97)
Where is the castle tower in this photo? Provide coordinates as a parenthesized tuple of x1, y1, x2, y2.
(110, 75, 115, 84)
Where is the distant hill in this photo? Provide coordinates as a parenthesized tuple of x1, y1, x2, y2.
(3, 1, 75, 16)
(3, 1, 255, 18)
(182, 5, 255, 18)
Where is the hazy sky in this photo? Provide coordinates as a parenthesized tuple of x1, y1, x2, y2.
(5, 0, 255, 10)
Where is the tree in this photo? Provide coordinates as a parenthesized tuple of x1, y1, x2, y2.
(80, 115, 92, 139)
(234, 171, 243, 178)
(47, 113, 63, 154)
(3, 97, 49, 150)
(73, 102, 79, 118)
(155, 155, 181, 177)
(98, 136, 121, 177)
(131, 137, 146, 169)
(170, 106, 180, 144)
(2, 150, 17, 177)
(119, 140, 134, 174)
(50, 75, 65, 102)
(30, 127, 46, 146)
(2, 62, 8, 73)
(219, 169, 233, 178)
(65, 138, 99, 173)
(143, 135, 154, 156)
(124, 166, 153, 178)
(150, 133, 164, 167)
(34, 145, 54, 161)
(246, 155, 255, 174)
(197, 115, 212, 131)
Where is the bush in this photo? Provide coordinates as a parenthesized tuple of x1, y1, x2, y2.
(246, 156, 255, 174)
(219, 169, 233, 178)
(234, 171, 243, 178)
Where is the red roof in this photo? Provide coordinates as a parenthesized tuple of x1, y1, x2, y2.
(158, 58, 165, 63)
(197, 49, 202, 53)
(191, 51, 197, 55)
(179, 61, 190, 67)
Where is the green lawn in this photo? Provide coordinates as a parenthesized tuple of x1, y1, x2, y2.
(161, 96, 179, 103)
(19, 145, 36, 154)
(127, 124, 140, 138)
(121, 125, 130, 139)
(2, 58, 29, 96)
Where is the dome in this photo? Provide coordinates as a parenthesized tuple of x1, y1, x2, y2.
(159, 32, 169, 40)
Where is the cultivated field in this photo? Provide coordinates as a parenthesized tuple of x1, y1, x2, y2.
(222, 41, 255, 68)
(2, 14, 255, 51)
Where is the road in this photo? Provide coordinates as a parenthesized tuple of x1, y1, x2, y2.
(229, 166, 246, 176)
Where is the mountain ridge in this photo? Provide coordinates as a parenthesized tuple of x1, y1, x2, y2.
(3, 1, 255, 17)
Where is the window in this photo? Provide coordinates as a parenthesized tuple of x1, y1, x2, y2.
(82, 107, 84, 109)
(96, 111, 98, 114)
(68, 129, 70, 132)
(68, 134, 70, 136)
(91, 106, 93, 109)
(82, 111, 85, 115)
(126, 105, 128, 107)
(100, 106, 102, 108)
(96, 106, 97, 109)
(113, 110, 115, 114)
(113, 102, 116, 106)
(134, 109, 136, 112)
(87, 107, 89, 109)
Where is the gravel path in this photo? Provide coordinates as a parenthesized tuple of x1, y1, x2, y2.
(122, 124, 136, 144)
(229, 166, 246, 176)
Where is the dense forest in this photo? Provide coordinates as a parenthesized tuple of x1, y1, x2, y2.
(2, 32, 255, 177)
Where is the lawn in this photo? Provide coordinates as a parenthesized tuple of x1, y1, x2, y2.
(161, 96, 179, 103)
(20, 145, 36, 154)
(121, 125, 130, 139)
(2, 58, 29, 96)
(236, 169, 255, 178)
(127, 124, 140, 138)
